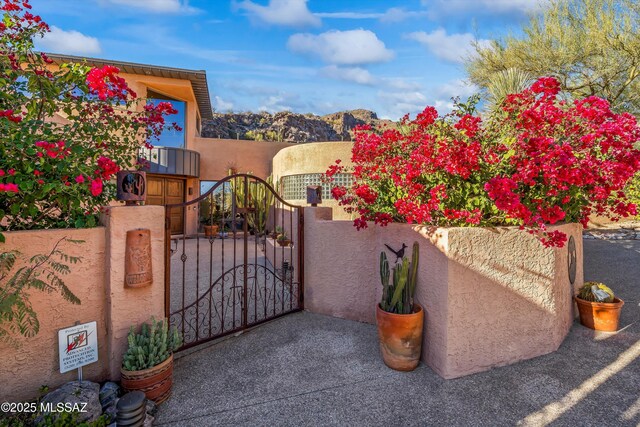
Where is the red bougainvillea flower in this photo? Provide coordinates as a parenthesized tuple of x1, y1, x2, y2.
(323, 76, 640, 247)
(89, 178, 103, 196)
(86, 65, 136, 101)
(96, 156, 119, 179)
(0, 183, 19, 193)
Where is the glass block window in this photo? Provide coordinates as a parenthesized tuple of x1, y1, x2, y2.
(281, 173, 353, 200)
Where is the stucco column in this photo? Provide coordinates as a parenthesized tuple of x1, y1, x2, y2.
(101, 205, 165, 380)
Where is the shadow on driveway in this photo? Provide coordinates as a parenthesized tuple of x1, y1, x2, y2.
(156, 240, 639, 427)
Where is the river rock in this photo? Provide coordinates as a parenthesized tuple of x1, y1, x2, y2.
(37, 380, 101, 423)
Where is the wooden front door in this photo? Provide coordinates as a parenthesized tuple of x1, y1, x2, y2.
(147, 176, 185, 234)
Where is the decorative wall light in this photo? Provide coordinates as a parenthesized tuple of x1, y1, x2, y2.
(117, 171, 147, 205)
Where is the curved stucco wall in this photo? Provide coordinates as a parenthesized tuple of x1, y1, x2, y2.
(272, 142, 354, 220)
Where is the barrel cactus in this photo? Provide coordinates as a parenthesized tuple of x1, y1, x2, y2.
(379, 242, 419, 314)
(577, 281, 615, 303)
(122, 317, 182, 371)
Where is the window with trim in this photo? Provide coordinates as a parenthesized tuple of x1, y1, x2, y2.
(147, 89, 186, 148)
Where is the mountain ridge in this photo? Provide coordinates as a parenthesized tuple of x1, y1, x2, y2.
(201, 109, 395, 143)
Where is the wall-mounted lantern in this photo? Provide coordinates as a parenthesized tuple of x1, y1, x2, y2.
(307, 185, 322, 206)
(117, 171, 146, 205)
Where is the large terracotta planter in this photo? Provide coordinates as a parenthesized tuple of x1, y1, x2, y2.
(121, 355, 174, 404)
(376, 304, 424, 371)
(575, 296, 624, 332)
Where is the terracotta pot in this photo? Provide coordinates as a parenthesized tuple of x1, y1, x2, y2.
(277, 239, 291, 247)
(204, 225, 219, 237)
(121, 355, 174, 404)
(575, 296, 624, 332)
(376, 304, 424, 371)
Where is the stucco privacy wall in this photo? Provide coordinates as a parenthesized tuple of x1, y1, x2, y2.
(0, 206, 165, 401)
(0, 228, 108, 401)
(303, 207, 583, 378)
(195, 137, 293, 180)
(101, 206, 165, 380)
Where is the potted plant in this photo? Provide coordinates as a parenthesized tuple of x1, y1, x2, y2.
(575, 282, 624, 332)
(376, 242, 423, 371)
(276, 230, 291, 247)
(121, 317, 182, 404)
(202, 215, 219, 237)
(270, 226, 283, 240)
(200, 199, 220, 237)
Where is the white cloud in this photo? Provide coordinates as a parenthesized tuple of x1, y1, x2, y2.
(102, 0, 199, 14)
(422, 0, 543, 17)
(435, 79, 479, 100)
(405, 28, 490, 64)
(314, 12, 381, 19)
(385, 78, 422, 91)
(214, 96, 234, 112)
(37, 26, 101, 55)
(379, 8, 429, 23)
(287, 29, 394, 65)
(321, 65, 376, 85)
(235, 0, 320, 28)
(377, 90, 429, 119)
(315, 8, 428, 23)
(377, 79, 479, 119)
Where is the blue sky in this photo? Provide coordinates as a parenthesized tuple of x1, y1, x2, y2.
(31, 0, 545, 120)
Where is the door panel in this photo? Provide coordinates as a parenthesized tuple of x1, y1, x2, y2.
(146, 176, 185, 235)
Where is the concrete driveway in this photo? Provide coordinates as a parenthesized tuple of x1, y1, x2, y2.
(156, 239, 639, 426)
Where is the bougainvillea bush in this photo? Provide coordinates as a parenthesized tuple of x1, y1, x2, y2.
(0, 0, 178, 235)
(326, 77, 640, 247)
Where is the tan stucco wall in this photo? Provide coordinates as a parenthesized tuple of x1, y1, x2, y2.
(272, 142, 354, 219)
(194, 137, 292, 181)
(303, 208, 583, 379)
(0, 206, 166, 401)
(0, 228, 108, 401)
(101, 206, 165, 380)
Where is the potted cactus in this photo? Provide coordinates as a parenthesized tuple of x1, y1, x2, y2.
(376, 242, 423, 371)
(276, 230, 291, 247)
(121, 317, 182, 404)
(575, 282, 624, 332)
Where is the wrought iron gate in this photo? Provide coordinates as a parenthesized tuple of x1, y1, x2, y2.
(164, 174, 304, 350)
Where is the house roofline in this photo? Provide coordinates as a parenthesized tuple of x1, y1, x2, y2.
(46, 53, 214, 120)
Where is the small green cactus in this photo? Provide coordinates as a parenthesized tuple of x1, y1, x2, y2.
(379, 242, 419, 314)
(577, 281, 615, 303)
(122, 317, 182, 371)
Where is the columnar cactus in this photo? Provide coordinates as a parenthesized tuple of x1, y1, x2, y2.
(379, 242, 420, 314)
(122, 317, 182, 371)
(231, 175, 275, 235)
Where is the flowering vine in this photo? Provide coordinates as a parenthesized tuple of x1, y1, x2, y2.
(0, 0, 178, 233)
(325, 77, 640, 247)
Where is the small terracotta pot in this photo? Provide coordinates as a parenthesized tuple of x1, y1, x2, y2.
(376, 304, 424, 371)
(575, 296, 624, 332)
(277, 239, 291, 247)
(121, 355, 174, 404)
(204, 225, 219, 237)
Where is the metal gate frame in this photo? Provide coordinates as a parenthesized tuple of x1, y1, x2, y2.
(164, 174, 304, 350)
